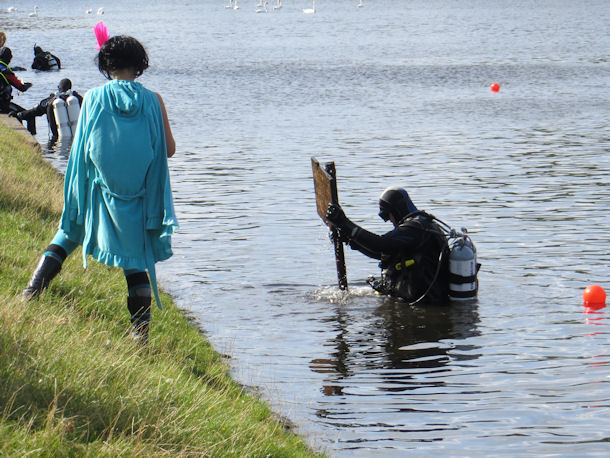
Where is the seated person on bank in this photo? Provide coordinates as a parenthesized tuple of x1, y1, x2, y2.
(12, 78, 83, 138)
(31, 45, 61, 71)
(1, 46, 33, 130)
(325, 186, 450, 305)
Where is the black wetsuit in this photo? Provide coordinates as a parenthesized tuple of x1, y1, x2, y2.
(31, 50, 61, 71)
(17, 90, 83, 137)
(348, 212, 450, 304)
(1, 56, 34, 132)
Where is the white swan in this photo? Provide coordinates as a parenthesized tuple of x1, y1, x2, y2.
(256, 1, 268, 13)
(86, 8, 93, 14)
(358, 0, 363, 7)
(97, 7, 104, 15)
(7, 6, 17, 13)
(303, 0, 315, 14)
(233, 0, 239, 10)
(273, 0, 282, 10)
(224, 0, 233, 8)
(29, 6, 39, 17)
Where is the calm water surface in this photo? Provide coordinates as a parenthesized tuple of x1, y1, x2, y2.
(3, 0, 610, 455)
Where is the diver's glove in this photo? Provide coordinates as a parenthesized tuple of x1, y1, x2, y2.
(329, 228, 347, 244)
(21, 82, 32, 92)
(8, 111, 23, 121)
(325, 203, 360, 241)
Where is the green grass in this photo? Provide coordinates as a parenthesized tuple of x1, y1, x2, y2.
(0, 120, 322, 457)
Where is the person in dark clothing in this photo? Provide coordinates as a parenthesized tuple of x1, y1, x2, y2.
(325, 186, 450, 305)
(1, 46, 34, 130)
(12, 78, 83, 137)
(31, 45, 61, 71)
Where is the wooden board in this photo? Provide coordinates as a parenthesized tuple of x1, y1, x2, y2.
(311, 157, 348, 290)
(311, 157, 333, 223)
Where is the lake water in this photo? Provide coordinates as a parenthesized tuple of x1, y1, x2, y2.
(3, 0, 610, 455)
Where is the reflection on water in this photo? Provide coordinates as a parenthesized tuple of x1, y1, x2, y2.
(40, 137, 71, 174)
(308, 295, 482, 448)
(321, 304, 479, 399)
(311, 300, 480, 388)
(584, 304, 607, 329)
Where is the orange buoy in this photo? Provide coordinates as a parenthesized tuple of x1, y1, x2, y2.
(490, 82, 500, 92)
(583, 285, 606, 307)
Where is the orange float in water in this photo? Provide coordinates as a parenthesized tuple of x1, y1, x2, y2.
(583, 285, 606, 307)
(490, 82, 500, 92)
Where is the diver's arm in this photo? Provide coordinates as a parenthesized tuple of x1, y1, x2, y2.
(325, 203, 413, 261)
(5, 72, 31, 91)
(348, 226, 410, 260)
(348, 236, 384, 260)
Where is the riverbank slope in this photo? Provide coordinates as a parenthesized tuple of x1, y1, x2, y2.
(0, 115, 320, 456)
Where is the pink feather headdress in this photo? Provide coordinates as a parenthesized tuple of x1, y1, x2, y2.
(94, 21, 109, 50)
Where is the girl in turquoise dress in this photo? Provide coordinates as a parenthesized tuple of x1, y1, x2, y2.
(23, 35, 178, 344)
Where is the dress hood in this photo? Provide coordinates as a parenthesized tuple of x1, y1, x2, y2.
(103, 79, 143, 116)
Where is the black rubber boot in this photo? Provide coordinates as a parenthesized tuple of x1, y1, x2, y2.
(22, 255, 62, 300)
(127, 296, 151, 345)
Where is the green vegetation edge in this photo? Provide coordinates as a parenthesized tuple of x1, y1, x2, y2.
(0, 117, 322, 457)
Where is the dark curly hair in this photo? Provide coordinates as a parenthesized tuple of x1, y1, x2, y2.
(95, 35, 149, 80)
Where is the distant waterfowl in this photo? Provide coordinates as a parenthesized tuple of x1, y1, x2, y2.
(29, 6, 39, 17)
(224, 0, 233, 8)
(358, 0, 363, 7)
(7, 6, 17, 13)
(97, 7, 104, 15)
(303, 0, 315, 14)
(256, 1, 268, 13)
(273, 0, 282, 10)
(86, 8, 93, 14)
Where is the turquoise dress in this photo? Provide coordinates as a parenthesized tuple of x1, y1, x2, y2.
(60, 79, 178, 308)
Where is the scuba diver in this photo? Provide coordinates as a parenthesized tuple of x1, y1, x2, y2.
(325, 186, 452, 305)
(1, 46, 33, 129)
(31, 45, 61, 71)
(11, 78, 83, 138)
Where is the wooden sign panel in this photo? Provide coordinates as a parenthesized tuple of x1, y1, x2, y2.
(312, 157, 333, 223)
(311, 157, 348, 290)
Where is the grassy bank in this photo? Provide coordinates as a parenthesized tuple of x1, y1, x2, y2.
(0, 118, 320, 456)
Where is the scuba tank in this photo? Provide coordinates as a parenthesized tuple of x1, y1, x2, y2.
(365, 213, 481, 304)
(47, 56, 60, 71)
(448, 228, 479, 301)
(52, 96, 72, 138)
(65, 93, 80, 134)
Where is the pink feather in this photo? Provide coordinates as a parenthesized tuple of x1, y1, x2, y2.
(94, 21, 109, 50)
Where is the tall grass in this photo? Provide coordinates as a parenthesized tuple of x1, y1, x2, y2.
(0, 120, 321, 456)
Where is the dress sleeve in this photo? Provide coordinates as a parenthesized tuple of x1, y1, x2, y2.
(144, 91, 178, 235)
(60, 93, 90, 239)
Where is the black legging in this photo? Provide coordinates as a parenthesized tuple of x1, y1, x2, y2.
(1, 100, 36, 134)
